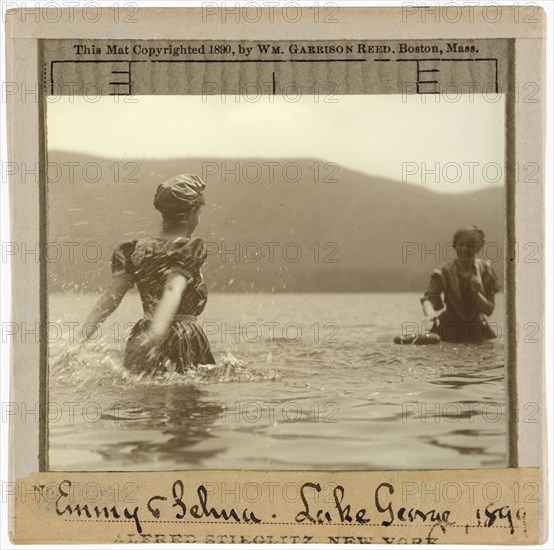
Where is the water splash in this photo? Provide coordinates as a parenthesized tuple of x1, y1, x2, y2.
(50, 344, 282, 390)
(136, 352, 282, 386)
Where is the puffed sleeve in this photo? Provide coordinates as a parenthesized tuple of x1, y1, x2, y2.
(110, 240, 137, 277)
(420, 269, 444, 310)
(482, 261, 501, 299)
(166, 237, 207, 280)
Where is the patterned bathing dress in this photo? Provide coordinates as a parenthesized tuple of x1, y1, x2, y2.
(111, 236, 216, 374)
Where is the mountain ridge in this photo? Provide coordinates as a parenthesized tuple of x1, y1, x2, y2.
(47, 151, 505, 293)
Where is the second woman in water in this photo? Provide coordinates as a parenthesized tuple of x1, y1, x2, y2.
(421, 225, 501, 344)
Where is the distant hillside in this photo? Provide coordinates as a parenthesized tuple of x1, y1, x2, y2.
(46, 152, 504, 292)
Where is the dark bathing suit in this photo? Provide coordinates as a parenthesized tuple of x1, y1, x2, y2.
(111, 236, 216, 374)
(421, 258, 501, 344)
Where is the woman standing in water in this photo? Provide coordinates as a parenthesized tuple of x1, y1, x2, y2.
(82, 174, 216, 374)
(421, 225, 501, 344)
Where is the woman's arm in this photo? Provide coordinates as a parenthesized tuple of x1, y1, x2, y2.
(474, 290, 495, 316)
(469, 273, 496, 316)
(421, 270, 444, 322)
(82, 273, 134, 341)
(421, 299, 438, 321)
(147, 272, 188, 342)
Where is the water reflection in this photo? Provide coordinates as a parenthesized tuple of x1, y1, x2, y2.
(94, 386, 226, 468)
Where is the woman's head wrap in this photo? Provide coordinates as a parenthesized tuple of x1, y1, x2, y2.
(153, 174, 206, 221)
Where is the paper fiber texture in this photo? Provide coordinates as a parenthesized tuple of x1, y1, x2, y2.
(41, 38, 512, 96)
(14, 468, 540, 544)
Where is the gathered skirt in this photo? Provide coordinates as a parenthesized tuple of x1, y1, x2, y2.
(124, 315, 216, 375)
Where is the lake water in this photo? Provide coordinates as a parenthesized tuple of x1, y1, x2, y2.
(48, 292, 506, 471)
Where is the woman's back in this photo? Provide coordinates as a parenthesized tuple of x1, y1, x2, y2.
(111, 236, 208, 318)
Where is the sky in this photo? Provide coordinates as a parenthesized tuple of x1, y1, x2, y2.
(46, 94, 505, 194)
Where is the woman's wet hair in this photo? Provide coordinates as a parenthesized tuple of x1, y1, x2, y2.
(452, 225, 486, 249)
(161, 196, 205, 232)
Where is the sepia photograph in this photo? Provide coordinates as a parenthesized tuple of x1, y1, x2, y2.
(45, 93, 506, 472)
(3, 3, 549, 545)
